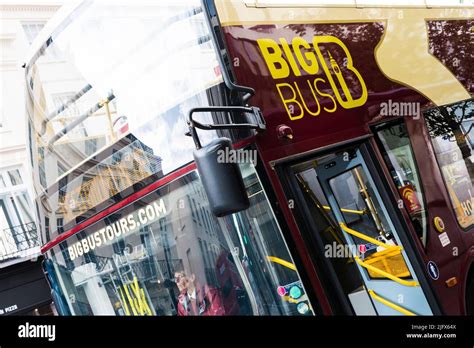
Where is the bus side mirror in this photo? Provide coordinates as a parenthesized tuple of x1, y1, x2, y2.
(194, 137, 249, 217)
(186, 106, 265, 217)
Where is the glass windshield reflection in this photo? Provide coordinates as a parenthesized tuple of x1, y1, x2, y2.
(27, 0, 223, 190)
(50, 163, 315, 316)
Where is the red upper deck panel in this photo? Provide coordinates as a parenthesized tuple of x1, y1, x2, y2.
(222, 21, 438, 161)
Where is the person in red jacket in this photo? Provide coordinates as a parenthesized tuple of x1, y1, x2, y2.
(174, 270, 225, 316)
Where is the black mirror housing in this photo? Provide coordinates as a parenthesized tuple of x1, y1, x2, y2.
(193, 137, 249, 217)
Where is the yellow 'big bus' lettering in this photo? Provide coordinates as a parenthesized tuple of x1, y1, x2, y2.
(257, 35, 368, 120)
(257, 38, 291, 79)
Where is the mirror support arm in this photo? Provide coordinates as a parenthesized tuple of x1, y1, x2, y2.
(186, 106, 266, 149)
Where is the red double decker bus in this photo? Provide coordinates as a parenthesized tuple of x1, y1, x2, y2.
(26, 0, 473, 316)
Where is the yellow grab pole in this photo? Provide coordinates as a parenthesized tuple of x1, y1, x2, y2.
(368, 289, 416, 316)
(340, 223, 397, 250)
(266, 256, 297, 271)
(322, 205, 366, 215)
(355, 256, 419, 287)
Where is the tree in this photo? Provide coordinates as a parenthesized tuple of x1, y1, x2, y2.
(424, 99, 474, 179)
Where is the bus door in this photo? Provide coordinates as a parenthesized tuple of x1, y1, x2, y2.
(289, 145, 433, 315)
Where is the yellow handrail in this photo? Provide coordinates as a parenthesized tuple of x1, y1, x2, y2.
(368, 289, 416, 316)
(355, 256, 419, 287)
(322, 205, 366, 215)
(339, 222, 397, 250)
(267, 256, 297, 271)
(365, 245, 402, 259)
(282, 294, 308, 304)
(282, 295, 299, 304)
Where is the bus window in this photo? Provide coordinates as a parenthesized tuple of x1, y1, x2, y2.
(47, 162, 315, 316)
(374, 121, 428, 246)
(424, 98, 474, 230)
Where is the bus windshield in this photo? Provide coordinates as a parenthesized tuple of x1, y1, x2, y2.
(26, 0, 223, 190)
(47, 162, 315, 316)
